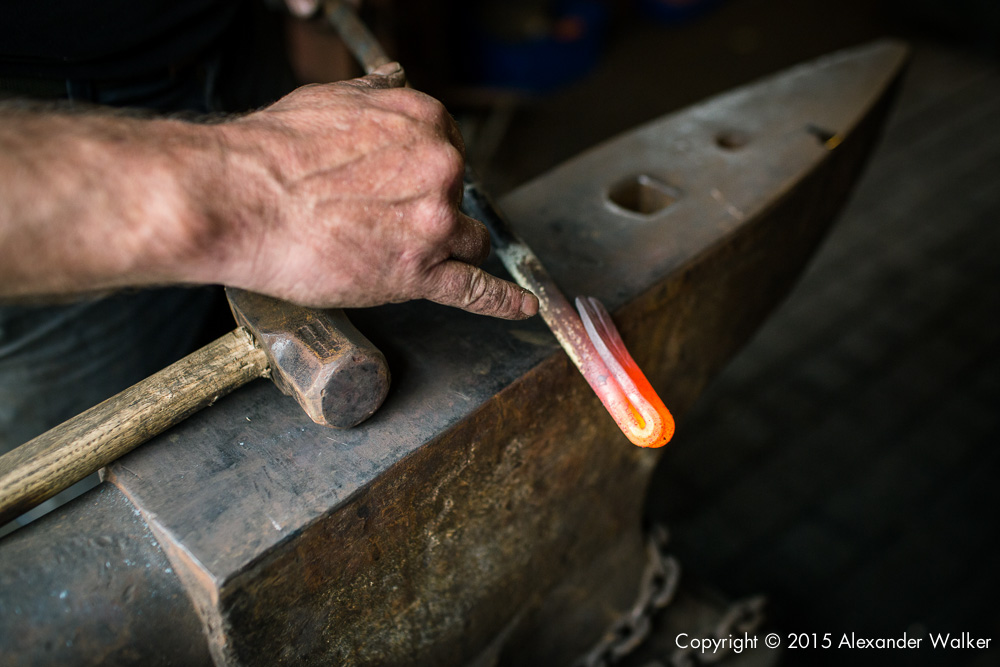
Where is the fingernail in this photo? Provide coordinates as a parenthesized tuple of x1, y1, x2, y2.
(520, 292, 539, 318)
(372, 61, 403, 77)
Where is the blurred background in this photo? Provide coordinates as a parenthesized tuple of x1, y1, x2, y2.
(285, 1, 997, 665)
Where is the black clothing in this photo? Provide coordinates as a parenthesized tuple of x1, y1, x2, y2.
(0, 0, 241, 80)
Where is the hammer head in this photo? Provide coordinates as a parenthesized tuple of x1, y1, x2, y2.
(226, 288, 390, 428)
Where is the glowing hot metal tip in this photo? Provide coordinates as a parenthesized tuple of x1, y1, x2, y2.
(576, 297, 675, 448)
(460, 168, 674, 448)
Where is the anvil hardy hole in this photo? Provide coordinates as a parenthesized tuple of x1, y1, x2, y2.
(607, 174, 679, 218)
(715, 130, 749, 150)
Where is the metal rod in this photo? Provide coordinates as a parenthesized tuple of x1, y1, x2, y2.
(324, 0, 392, 74)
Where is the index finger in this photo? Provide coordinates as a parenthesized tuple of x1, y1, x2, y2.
(421, 260, 538, 320)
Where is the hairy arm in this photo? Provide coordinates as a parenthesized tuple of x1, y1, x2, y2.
(0, 103, 208, 298)
(0, 71, 538, 319)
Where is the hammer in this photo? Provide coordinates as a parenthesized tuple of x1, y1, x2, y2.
(0, 291, 390, 526)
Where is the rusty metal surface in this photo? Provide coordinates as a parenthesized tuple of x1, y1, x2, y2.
(0, 484, 210, 666)
(0, 41, 907, 665)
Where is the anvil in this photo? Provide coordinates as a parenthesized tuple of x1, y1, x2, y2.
(0, 40, 907, 666)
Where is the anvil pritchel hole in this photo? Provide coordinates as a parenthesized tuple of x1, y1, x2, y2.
(606, 174, 680, 218)
(715, 130, 749, 150)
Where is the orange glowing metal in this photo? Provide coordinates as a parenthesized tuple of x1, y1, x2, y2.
(576, 297, 674, 448)
(461, 182, 673, 449)
(461, 171, 674, 448)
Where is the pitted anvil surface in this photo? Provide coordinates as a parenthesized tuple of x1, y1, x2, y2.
(0, 41, 907, 666)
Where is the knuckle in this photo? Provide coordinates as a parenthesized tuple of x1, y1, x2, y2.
(392, 89, 461, 147)
(461, 270, 491, 309)
(406, 142, 463, 229)
(428, 99, 458, 136)
(423, 140, 464, 181)
(459, 271, 517, 317)
(381, 88, 437, 121)
(403, 89, 451, 126)
(413, 199, 458, 242)
(287, 82, 333, 105)
(422, 262, 524, 318)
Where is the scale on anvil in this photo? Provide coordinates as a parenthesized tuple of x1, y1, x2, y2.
(0, 28, 907, 667)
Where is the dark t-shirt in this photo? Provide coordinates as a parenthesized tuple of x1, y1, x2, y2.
(0, 0, 241, 80)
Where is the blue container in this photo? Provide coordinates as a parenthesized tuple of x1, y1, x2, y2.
(463, 1, 609, 93)
(638, 0, 724, 24)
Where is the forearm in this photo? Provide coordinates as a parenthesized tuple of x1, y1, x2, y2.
(0, 104, 227, 299)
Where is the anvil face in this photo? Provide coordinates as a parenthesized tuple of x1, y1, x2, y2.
(0, 41, 907, 666)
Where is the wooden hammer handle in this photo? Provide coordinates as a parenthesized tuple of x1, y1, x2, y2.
(0, 328, 267, 526)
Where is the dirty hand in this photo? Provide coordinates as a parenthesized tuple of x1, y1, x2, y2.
(200, 67, 538, 320)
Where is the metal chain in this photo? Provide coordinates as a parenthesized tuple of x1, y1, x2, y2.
(573, 525, 767, 667)
(659, 595, 767, 667)
(573, 524, 681, 667)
